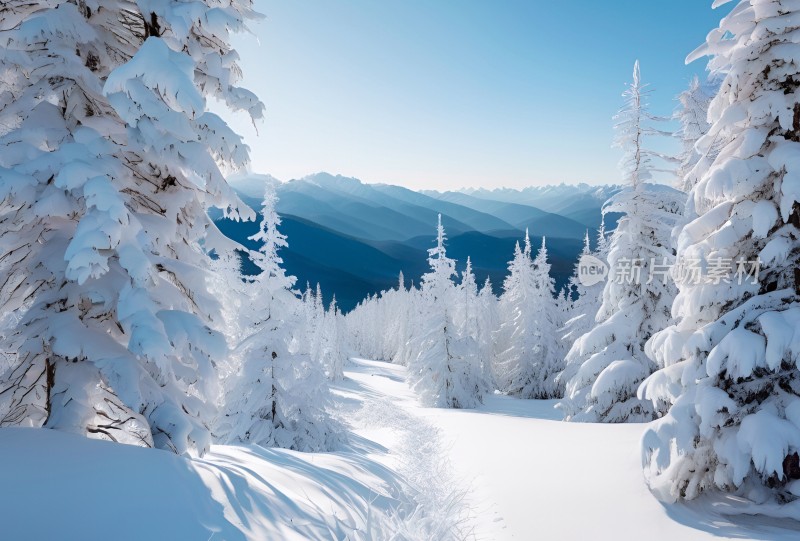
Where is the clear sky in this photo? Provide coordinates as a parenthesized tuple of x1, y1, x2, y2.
(222, 1, 732, 191)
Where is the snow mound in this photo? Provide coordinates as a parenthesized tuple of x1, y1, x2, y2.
(0, 427, 413, 540)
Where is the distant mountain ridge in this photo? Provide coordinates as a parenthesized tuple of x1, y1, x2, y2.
(426, 183, 623, 230)
(218, 172, 621, 311)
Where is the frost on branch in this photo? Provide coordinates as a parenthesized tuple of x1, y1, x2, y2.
(493, 233, 564, 399)
(558, 62, 684, 423)
(641, 0, 800, 507)
(216, 185, 340, 452)
(407, 216, 487, 408)
(0, 0, 262, 455)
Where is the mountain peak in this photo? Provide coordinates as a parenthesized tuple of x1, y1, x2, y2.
(227, 172, 282, 199)
(300, 172, 364, 188)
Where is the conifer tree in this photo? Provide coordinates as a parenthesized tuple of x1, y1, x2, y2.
(561, 232, 603, 350)
(557, 62, 683, 422)
(0, 0, 262, 455)
(531, 238, 565, 397)
(493, 233, 561, 398)
(675, 75, 719, 192)
(218, 186, 337, 452)
(408, 216, 483, 408)
(477, 278, 499, 390)
(641, 0, 800, 504)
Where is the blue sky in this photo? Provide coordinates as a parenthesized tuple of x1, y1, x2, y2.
(223, 1, 731, 190)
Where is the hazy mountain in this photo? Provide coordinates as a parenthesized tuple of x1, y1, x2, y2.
(214, 213, 429, 310)
(369, 183, 516, 233)
(426, 191, 589, 238)
(215, 212, 581, 311)
(461, 183, 622, 214)
(273, 173, 522, 240)
(220, 173, 618, 310)
(227, 172, 281, 200)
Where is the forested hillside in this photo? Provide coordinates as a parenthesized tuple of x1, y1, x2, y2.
(2, 1, 800, 540)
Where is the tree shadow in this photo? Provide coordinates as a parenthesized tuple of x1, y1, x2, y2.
(473, 394, 563, 421)
(660, 493, 800, 540)
(0, 427, 246, 541)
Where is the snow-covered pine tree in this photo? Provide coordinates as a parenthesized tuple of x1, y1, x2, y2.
(493, 232, 560, 398)
(555, 286, 571, 329)
(302, 282, 326, 367)
(390, 272, 411, 365)
(666, 74, 724, 279)
(347, 289, 388, 363)
(456, 257, 490, 396)
(408, 216, 483, 408)
(209, 249, 250, 343)
(531, 237, 565, 397)
(456, 257, 479, 339)
(494, 237, 537, 397)
(319, 295, 346, 381)
(560, 231, 603, 350)
(675, 75, 720, 193)
(395, 281, 421, 367)
(557, 61, 684, 423)
(477, 277, 499, 390)
(218, 185, 338, 452)
(596, 215, 611, 260)
(640, 0, 800, 505)
(207, 248, 248, 396)
(556, 229, 608, 391)
(0, 0, 262, 455)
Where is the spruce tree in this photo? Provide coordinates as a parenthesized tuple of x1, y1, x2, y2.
(0, 0, 261, 455)
(408, 216, 483, 408)
(642, 0, 800, 504)
(218, 185, 337, 452)
(557, 62, 683, 422)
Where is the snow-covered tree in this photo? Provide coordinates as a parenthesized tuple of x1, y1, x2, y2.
(455, 258, 490, 395)
(301, 282, 326, 368)
(453, 257, 480, 346)
(208, 249, 248, 345)
(560, 232, 603, 350)
(494, 238, 536, 397)
(218, 186, 338, 452)
(675, 75, 720, 192)
(640, 0, 800, 505)
(395, 282, 422, 368)
(345, 281, 413, 365)
(0, 0, 262, 455)
(557, 62, 684, 423)
(493, 233, 562, 398)
(477, 277, 499, 390)
(319, 295, 347, 381)
(596, 215, 611, 260)
(531, 237, 565, 395)
(408, 216, 484, 408)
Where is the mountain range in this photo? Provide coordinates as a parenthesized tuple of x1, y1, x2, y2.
(215, 173, 621, 311)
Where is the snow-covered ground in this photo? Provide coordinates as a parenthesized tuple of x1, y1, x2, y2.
(3, 358, 800, 540)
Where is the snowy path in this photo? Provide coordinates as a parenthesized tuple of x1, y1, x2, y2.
(0, 358, 465, 541)
(3, 358, 800, 540)
(333, 358, 471, 538)
(344, 358, 800, 541)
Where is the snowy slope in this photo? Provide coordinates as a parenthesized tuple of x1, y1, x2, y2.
(425, 399, 794, 540)
(0, 359, 467, 541)
(0, 428, 414, 540)
(4, 358, 797, 540)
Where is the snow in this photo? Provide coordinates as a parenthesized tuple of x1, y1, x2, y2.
(424, 390, 800, 540)
(6, 357, 800, 540)
(0, 427, 410, 541)
(0, 358, 462, 540)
